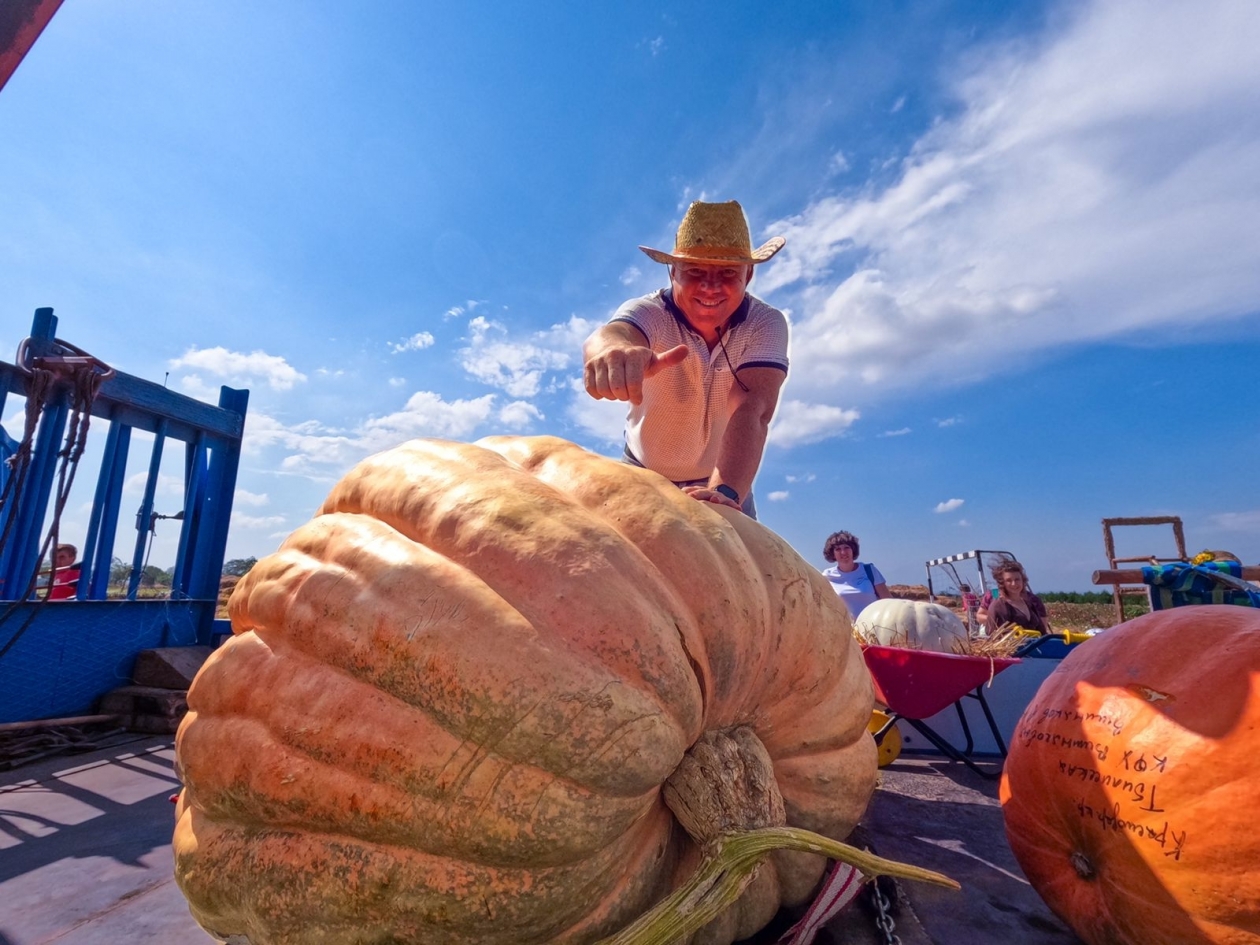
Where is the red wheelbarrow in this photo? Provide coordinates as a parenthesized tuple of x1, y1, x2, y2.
(861, 644, 1021, 778)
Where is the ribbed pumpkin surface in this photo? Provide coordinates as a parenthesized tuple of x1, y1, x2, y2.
(1000, 606, 1260, 945)
(173, 436, 877, 944)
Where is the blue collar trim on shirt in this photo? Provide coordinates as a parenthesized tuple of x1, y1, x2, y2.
(661, 289, 751, 337)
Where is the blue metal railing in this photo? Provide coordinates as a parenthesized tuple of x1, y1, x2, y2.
(0, 307, 249, 722)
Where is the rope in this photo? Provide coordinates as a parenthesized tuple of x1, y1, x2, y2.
(0, 368, 54, 556)
(0, 336, 113, 662)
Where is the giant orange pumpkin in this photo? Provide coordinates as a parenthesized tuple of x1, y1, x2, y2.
(173, 436, 878, 944)
(1000, 605, 1260, 945)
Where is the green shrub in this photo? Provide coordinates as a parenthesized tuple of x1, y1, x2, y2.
(1039, 591, 1113, 604)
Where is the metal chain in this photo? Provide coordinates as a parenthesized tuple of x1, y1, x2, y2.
(867, 879, 901, 945)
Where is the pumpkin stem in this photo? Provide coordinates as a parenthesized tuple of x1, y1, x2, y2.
(594, 828, 959, 945)
(596, 728, 957, 945)
(1070, 851, 1096, 880)
(661, 727, 787, 850)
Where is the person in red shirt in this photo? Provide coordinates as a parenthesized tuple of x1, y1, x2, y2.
(49, 543, 81, 600)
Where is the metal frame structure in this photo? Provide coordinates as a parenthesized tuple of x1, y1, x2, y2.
(924, 549, 1016, 601)
(0, 307, 248, 722)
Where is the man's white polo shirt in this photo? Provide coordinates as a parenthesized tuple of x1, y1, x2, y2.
(611, 289, 789, 483)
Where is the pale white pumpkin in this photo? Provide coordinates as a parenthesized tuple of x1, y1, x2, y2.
(853, 598, 970, 653)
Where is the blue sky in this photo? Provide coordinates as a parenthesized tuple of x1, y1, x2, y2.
(2, 0, 1257, 592)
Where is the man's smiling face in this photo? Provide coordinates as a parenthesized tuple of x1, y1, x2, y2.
(670, 262, 753, 341)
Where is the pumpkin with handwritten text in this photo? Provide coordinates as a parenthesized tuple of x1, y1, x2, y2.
(1000, 606, 1260, 945)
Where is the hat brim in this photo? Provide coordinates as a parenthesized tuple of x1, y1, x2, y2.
(639, 236, 785, 267)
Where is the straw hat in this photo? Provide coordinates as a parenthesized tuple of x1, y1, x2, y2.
(640, 200, 785, 266)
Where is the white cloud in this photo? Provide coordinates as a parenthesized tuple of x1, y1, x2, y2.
(391, 332, 435, 353)
(123, 471, 183, 497)
(935, 498, 965, 513)
(238, 391, 501, 480)
(936, 417, 961, 428)
(620, 266, 642, 286)
(958, 518, 971, 527)
(890, 96, 906, 114)
(879, 427, 912, 437)
(388, 377, 406, 387)
(362, 391, 498, 445)
(1211, 511, 1260, 532)
(758, 0, 1260, 401)
(767, 400, 860, 448)
(828, 151, 850, 175)
(785, 473, 816, 483)
(234, 489, 269, 507)
(459, 315, 591, 397)
(767, 490, 790, 502)
(234, 513, 287, 529)
(177, 373, 220, 403)
(566, 378, 628, 446)
(443, 300, 483, 320)
(170, 346, 306, 391)
(498, 400, 544, 428)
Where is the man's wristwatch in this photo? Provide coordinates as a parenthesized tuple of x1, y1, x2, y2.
(713, 484, 741, 505)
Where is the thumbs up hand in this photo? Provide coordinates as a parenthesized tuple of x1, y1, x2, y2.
(584, 343, 688, 405)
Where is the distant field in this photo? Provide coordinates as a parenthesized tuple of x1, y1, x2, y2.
(889, 584, 1148, 631)
(1045, 599, 1148, 630)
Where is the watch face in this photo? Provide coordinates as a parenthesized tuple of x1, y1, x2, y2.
(715, 484, 740, 503)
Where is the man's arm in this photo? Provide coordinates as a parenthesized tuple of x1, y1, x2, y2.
(706, 366, 786, 503)
(584, 322, 688, 405)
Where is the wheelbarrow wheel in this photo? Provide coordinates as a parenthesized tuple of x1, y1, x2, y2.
(868, 709, 902, 767)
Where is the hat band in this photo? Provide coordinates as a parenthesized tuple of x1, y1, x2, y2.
(672, 244, 754, 261)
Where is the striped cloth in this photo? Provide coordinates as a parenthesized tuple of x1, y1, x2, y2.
(776, 861, 866, 944)
(1141, 561, 1260, 611)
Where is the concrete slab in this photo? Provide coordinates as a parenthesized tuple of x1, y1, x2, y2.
(0, 733, 218, 945)
(840, 754, 1083, 944)
(0, 736, 1080, 945)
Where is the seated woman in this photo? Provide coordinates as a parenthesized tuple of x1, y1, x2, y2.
(978, 558, 1050, 634)
(821, 530, 891, 619)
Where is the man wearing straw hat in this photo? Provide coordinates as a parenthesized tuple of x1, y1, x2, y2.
(583, 200, 788, 519)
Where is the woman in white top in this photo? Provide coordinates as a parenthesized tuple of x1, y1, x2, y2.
(821, 530, 891, 619)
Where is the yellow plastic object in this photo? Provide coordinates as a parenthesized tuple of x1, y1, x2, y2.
(1062, 630, 1093, 645)
(868, 709, 902, 767)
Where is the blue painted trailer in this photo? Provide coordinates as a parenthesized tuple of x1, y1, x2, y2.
(0, 308, 248, 723)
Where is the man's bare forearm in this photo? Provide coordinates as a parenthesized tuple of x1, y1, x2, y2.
(710, 401, 773, 500)
(583, 322, 647, 361)
(709, 367, 784, 501)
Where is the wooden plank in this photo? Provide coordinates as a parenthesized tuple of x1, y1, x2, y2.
(1101, 515, 1183, 527)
